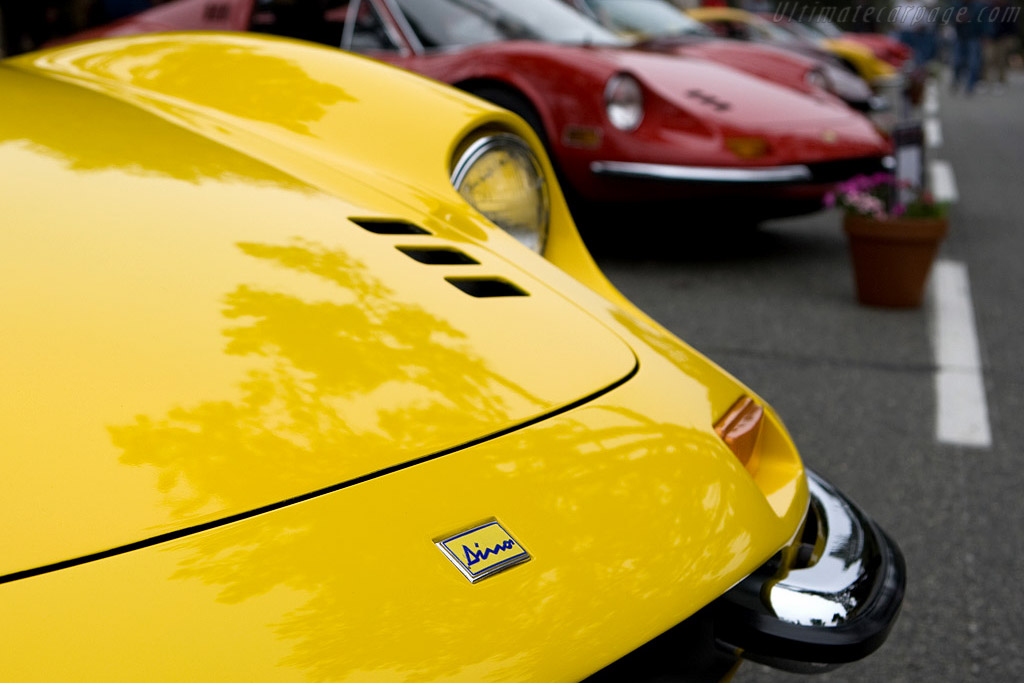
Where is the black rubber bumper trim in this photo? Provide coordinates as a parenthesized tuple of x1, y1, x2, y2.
(711, 484, 906, 667)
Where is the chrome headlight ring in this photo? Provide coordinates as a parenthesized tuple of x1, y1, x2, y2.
(451, 133, 550, 254)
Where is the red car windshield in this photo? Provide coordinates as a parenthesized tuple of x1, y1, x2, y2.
(585, 0, 712, 39)
(393, 0, 624, 48)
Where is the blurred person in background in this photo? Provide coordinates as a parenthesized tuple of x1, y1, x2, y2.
(952, 0, 986, 93)
(939, 19, 958, 63)
(916, 0, 939, 64)
(894, 0, 925, 58)
(985, 0, 1020, 90)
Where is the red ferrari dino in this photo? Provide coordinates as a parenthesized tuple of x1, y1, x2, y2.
(60, 0, 893, 221)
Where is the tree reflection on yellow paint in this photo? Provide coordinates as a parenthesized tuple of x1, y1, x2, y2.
(73, 39, 355, 135)
(160, 406, 751, 681)
(4, 38, 352, 183)
(109, 236, 541, 518)
(104, 239, 754, 680)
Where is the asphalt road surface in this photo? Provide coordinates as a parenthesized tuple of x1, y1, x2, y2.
(591, 72, 1024, 682)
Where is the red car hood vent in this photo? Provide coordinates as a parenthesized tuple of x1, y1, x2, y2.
(685, 88, 731, 112)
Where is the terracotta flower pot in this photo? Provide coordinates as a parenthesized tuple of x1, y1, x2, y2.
(843, 214, 948, 308)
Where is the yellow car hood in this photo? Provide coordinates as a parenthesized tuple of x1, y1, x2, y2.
(0, 44, 637, 578)
(1, 35, 811, 681)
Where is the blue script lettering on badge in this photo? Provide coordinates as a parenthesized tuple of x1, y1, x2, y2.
(436, 520, 530, 582)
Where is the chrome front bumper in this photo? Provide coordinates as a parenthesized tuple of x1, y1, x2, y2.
(712, 470, 906, 672)
(590, 160, 813, 183)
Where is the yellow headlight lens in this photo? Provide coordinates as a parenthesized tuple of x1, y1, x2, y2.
(451, 134, 549, 254)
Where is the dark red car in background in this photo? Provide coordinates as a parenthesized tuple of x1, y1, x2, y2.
(62, 0, 893, 222)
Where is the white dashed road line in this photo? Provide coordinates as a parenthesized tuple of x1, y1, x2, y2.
(930, 261, 992, 448)
(924, 86, 988, 446)
(929, 159, 959, 203)
(924, 80, 940, 115)
(925, 118, 943, 149)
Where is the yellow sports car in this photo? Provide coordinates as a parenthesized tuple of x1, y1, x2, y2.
(0, 33, 904, 681)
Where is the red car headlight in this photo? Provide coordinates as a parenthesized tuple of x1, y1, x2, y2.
(604, 73, 644, 132)
(804, 66, 830, 92)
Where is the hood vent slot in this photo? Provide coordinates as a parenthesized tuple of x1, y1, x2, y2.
(446, 277, 528, 298)
(398, 246, 479, 265)
(351, 218, 430, 235)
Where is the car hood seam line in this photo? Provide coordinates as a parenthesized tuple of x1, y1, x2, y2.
(0, 357, 638, 586)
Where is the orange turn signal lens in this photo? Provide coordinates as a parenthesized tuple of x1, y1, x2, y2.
(725, 137, 769, 159)
(561, 125, 604, 149)
(714, 396, 765, 470)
